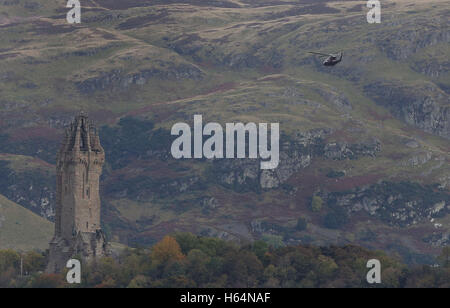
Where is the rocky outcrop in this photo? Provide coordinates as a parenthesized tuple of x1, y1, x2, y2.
(211, 128, 330, 191)
(212, 128, 381, 191)
(323, 182, 450, 227)
(364, 82, 450, 139)
(324, 138, 381, 160)
(76, 64, 204, 93)
(402, 151, 432, 167)
(213, 159, 261, 191)
(423, 232, 450, 248)
(377, 20, 450, 61)
(414, 59, 450, 78)
(0, 164, 55, 220)
(201, 196, 220, 209)
(315, 87, 352, 112)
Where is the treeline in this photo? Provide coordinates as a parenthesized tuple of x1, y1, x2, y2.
(1, 234, 449, 288)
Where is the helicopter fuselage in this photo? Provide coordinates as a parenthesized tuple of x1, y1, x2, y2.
(308, 51, 343, 66)
(323, 56, 341, 66)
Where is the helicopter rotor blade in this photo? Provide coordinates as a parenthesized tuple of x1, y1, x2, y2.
(308, 51, 332, 57)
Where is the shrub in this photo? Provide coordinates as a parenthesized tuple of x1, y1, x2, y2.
(311, 195, 323, 212)
(323, 208, 348, 229)
(296, 217, 307, 231)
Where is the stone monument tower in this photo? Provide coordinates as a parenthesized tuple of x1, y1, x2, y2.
(47, 111, 108, 273)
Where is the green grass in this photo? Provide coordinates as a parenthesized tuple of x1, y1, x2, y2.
(0, 194, 53, 251)
(0, 153, 53, 173)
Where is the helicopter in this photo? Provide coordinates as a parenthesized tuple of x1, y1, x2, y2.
(308, 51, 343, 66)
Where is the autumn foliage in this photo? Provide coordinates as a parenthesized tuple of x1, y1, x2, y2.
(0, 234, 449, 288)
(151, 236, 185, 263)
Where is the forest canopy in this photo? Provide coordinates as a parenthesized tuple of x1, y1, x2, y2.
(0, 234, 449, 288)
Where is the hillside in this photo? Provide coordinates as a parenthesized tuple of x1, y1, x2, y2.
(0, 0, 448, 263)
(0, 194, 53, 251)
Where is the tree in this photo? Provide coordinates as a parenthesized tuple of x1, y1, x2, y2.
(151, 236, 185, 264)
(23, 251, 46, 274)
(311, 196, 323, 212)
(29, 273, 65, 288)
(323, 207, 348, 229)
(263, 264, 279, 287)
(127, 275, 148, 288)
(316, 255, 338, 284)
(223, 250, 263, 287)
(252, 240, 269, 262)
(174, 232, 198, 255)
(0, 250, 20, 274)
(95, 276, 117, 288)
(262, 234, 284, 249)
(186, 249, 210, 284)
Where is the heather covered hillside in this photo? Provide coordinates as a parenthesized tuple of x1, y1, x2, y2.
(0, 0, 448, 262)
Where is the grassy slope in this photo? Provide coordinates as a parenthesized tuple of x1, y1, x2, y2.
(0, 194, 53, 251)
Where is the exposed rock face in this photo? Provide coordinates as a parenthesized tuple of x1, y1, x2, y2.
(201, 196, 220, 209)
(414, 59, 450, 78)
(377, 18, 450, 61)
(365, 82, 450, 139)
(260, 151, 311, 189)
(47, 112, 109, 273)
(423, 232, 450, 248)
(212, 128, 329, 191)
(76, 64, 204, 93)
(323, 182, 450, 227)
(402, 151, 432, 167)
(315, 87, 352, 112)
(212, 128, 382, 191)
(0, 168, 55, 220)
(214, 159, 261, 191)
(324, 138, 381, 160)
